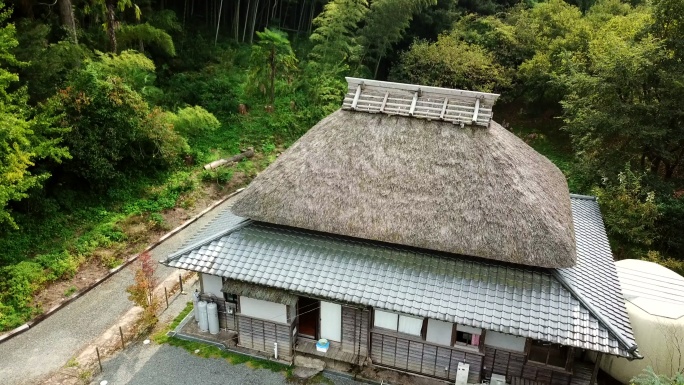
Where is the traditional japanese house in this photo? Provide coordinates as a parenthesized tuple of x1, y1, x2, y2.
(162, 78, 641, 384)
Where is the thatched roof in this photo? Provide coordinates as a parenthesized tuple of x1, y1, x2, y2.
(222, 279, 298, 306)
(232, 110, 576, 268)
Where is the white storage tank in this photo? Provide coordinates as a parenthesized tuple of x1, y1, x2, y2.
(207, 302, 220, 335)
(197, 300, 209, 332)
(192, 290, 200, 322)
(600, 259, 684, 382)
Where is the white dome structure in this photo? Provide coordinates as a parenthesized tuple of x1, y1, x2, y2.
(600, 259, 684, 382)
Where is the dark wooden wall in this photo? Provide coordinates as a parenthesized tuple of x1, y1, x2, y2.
(370, 329, 483, 383)
(482, 346, 593, 385)
(237, 314, 295, 360)
(341, 306, 369, 356)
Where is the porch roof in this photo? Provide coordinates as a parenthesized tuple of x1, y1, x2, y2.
(163, 196, 638, 359)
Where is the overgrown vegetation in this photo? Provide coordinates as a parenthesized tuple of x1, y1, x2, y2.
(632, 367, 684, 385)
(1, 4, 683, 368)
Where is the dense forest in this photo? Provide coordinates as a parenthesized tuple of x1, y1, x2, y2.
(0, 0, 682, 333)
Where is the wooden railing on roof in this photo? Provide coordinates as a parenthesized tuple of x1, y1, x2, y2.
(342, 77, 500, 127)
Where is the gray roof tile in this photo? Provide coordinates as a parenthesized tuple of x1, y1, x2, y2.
(164, 195, 637, 358)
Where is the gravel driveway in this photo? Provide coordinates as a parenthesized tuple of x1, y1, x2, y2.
(91, 342, 364, 385)
(0, 198, 236, 385)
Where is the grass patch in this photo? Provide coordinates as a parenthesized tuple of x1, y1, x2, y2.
(152, 301, 194, 344)
(63, 286, 77, 297)
(164, 336, 290, 374)
(309, 373, 335, 384)
(153, 302, 290, 375)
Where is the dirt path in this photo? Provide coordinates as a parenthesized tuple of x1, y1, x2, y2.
(0, 197, 236, 385)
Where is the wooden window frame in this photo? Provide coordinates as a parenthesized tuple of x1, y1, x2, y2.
(525, 339, 574, 373)
(452, 324, 483, 350)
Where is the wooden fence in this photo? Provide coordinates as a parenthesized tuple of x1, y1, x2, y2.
(341, 306, 369, 357)
(237, 313, 294, 361)
(370, 329, 483, 383)
(482, 347, 593, 385)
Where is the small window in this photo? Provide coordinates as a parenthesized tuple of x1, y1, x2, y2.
(455, 331, 473, 345)
(223, 293, 237, 303)
(528, 340, 570, 368)
(453, 325, 482, 347)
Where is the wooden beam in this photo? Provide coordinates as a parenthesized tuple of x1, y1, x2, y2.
(472, 98, 480, 124)
(380, 91, 389, 113)
(351, 84, 362, 110)
(408, 91, 419, 116)
(590, 352, 602, 385)
(440, 97, 449, 119)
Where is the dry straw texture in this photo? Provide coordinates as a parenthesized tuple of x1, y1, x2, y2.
(232, 110, 576, 268)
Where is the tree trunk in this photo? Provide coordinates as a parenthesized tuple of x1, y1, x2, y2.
(234, 0, 240, 42)
(249, 0, 260, 44)
(106, 0, 117, 53)
(58, 0, 78, 44)
(374, 54, 383, 79)
(242, 0, 250, 42)
(269, 44, 275, 106)
(215, 0, 224, 45)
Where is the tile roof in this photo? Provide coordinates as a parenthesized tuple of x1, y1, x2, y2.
(558, 195, 637, 353)
(164, 196, 638, 358)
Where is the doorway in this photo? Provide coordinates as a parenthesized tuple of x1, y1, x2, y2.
(297, 297, 319, 339)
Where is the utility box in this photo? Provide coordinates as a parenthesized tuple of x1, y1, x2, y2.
(454, 362, 469, 385)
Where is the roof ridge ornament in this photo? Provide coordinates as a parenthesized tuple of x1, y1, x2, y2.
(342, 77, 500, 127)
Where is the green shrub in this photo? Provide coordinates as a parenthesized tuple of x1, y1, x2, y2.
(47, 61, 188, 187)
(201, 168, 234, 185)
(170, 106, 221, 138)
(36, 251, 81, 281)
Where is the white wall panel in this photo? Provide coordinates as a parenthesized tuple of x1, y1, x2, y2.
(426, 319, 453, 345)
(398, 315, 423, 336)
(374, 310, 398, 330)
(201, 273, 224, 298)
(484, 331, 526, 352)
(320, 301, 342, 341)
(240, 296, 287, 324)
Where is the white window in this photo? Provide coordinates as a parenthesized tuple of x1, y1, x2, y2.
(398, 315, 423, 336)
(484, 331, 526, 352)
(426, 319, 453, 345)
(374, 310, 398, 330)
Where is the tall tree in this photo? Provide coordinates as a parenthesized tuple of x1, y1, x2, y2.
(0, 0, 69, 228)
(248, 28, 297, 107)
(358, 0, 437, 78)
(561, 7, 684, 178)
(308, 0, 368, 68)
(58, 0, 78, 43)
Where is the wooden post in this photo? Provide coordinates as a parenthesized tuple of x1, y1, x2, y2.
(119, 326, 125, 349)
(179, 274, 184, 294)
(96, 347, 103, 372)
(590, 352, 602, 385)
(165, 287, 169, 309)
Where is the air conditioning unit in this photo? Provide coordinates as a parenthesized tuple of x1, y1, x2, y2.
(491, 374, 507, 385)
